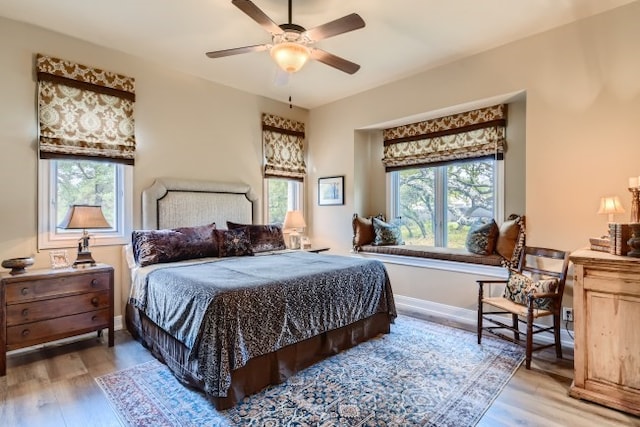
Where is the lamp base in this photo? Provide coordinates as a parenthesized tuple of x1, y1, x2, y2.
(73, 250, 96, 267)
(289, 231, 301, 250)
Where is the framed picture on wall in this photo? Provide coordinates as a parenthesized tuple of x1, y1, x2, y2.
(318, 176, 345, 206)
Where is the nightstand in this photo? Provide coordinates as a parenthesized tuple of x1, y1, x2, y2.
(304, 247, 330, 253)
(0, 264, 114, 376)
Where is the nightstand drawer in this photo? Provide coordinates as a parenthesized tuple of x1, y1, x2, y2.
(5, 290, 110, 326)
(4, 271, 110, 304)
(6, 308, 110, 349)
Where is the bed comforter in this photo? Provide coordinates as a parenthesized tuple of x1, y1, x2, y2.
(129, 251, 395, 397)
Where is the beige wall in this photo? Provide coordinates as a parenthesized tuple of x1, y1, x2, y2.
(308, 3, 640, 308)
(0, 17, 308, 317)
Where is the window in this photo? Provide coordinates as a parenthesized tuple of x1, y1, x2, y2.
(264, 178, 303, 224)
(38, 159, 132, 249)
(389, 158, 503, 248)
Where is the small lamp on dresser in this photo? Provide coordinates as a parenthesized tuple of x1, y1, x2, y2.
(58, 204, 111, 267)
(283, 210, 306, 249)
(597, 195, 624, 237)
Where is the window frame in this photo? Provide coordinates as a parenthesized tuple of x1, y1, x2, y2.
(37, 159, 133, 250)
(387, 159, 504, 247)
(262, 177, 304, 224)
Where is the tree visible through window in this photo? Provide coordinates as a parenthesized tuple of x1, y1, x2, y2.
(391, 159, 496, 248)
(55, 160, 117, 229)
(266, 178, 302, 224)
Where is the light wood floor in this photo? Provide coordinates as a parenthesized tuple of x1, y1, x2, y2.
(1, 318, 639, 427)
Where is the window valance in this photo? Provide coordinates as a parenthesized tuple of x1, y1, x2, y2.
(36, 54, 136, 165)
(382, 104, 507, 171)
(262, 113, 306, 181)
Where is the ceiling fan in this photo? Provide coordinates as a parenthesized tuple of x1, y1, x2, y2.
(206, 0, 365, 75)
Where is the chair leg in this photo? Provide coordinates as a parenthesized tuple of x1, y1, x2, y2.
(554, 312, 563, 359)
(526, 306, 534, 369)
(512, 313, 520, 342)
(477, 283, 483, 344)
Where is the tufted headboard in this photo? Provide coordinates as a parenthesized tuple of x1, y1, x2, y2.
(141, 178, 259, 230)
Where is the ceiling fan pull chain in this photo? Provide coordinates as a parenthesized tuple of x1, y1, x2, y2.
(289, 95, 292, 109)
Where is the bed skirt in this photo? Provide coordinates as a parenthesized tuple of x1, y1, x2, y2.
(125, 303, 393, 410)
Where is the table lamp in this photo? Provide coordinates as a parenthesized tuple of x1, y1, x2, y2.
(283, 210, 306, 249)
(58, 204, 111, 267)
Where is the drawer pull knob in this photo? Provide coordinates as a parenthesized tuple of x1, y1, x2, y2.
(22, 309, 29, 317)
(21, 287, 29, 295)
(92, 315, 98, 321)
(91, 297, 99, 306)
(91, 279, 98, 287)
(21, 329, 30, 337)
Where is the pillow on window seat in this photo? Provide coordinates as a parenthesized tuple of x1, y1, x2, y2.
(352, 213, 385, 250)
(496, 214, 526, 269)
(465, 220, 499, 255)
(502, 271, 558, 310)
(372, 217, 404, 246)
(132, 223, 217, 267)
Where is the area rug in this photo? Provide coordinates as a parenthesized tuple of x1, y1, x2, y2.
(96, 316, 524, 426)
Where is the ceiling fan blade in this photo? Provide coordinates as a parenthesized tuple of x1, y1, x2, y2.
(231, 0, 283, 35)
(206, 44, 269, 58)
(310, 49, 360, 74)
(304, 13, 365, 42)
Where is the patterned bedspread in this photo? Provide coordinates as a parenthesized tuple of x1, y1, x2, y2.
(129, 251, 396, 397)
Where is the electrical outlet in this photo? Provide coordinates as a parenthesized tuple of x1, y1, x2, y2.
(562, 307, 573, 322)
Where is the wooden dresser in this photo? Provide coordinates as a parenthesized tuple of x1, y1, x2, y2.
(0, 264, 114, 376)
(569, 249, 640, 415)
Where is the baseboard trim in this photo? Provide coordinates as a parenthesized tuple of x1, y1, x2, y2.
(394, 294, 575, 348)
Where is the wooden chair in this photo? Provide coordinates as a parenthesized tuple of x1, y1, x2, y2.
(477, 246, 570, 369)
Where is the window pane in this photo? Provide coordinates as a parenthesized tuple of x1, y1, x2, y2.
(55, 160, 117, 229)
(397, 168, 436, 245)
(446, 161, 495, 248)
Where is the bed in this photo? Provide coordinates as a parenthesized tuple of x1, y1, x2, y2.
(125, 178, 396, 409)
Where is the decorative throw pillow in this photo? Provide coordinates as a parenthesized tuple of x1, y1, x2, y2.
(372, 217, 404, 246)
(227, 221, 286, 253)
(502, 271, 558, 310)
(352, 213, 385, 250)
(496, 214, 526, 269)
(465, 220, 499, 255)
(132, 223, 217, 267)
(214, 228, 254, 257)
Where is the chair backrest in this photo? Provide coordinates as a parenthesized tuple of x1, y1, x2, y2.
(517, 246, 570, 297)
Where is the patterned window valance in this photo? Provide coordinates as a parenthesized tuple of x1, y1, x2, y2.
(382, 104, 507, 171)
(36, 54, 136, 165)
(262, 113, 306, 181)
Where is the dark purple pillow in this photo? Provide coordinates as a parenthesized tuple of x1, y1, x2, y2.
(132, 223, 217, 267)
(214, 228, 254, 257)
(227, 221, 286, 253)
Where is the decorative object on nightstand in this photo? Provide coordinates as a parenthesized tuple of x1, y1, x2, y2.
(629, 176, 640, 223)
(1, 257, 34, 275)
(58, 205, 111, 267)
(283, 210, 306, 249)
(627, 223, 640, 258)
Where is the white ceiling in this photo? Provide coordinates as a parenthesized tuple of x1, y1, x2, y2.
(0, 0, 636, 109)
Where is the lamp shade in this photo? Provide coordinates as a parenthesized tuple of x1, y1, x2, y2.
(597, 196, 625, 215)
(283, 210, 306, 230)
(58, 205, 111, 229)
(270, 42, 310, 73)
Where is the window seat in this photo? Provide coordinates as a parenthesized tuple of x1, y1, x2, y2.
(357, 244, 504, 267)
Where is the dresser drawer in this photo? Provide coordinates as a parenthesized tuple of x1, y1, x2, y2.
(6, 308, 110, 349)
(4, 271, 110, 304)
(5, 291, 110, 326)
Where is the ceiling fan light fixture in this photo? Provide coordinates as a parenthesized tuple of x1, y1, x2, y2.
(270, 42, 310, 73)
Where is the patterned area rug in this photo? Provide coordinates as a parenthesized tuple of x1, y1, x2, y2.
(96, 316, 524, 426)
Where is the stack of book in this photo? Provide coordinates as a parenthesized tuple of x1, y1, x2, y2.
(608, 223, 631, 256)
(589, 237, 610, 253)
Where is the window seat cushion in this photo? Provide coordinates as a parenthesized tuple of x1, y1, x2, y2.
(358, 244, 504, 267)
